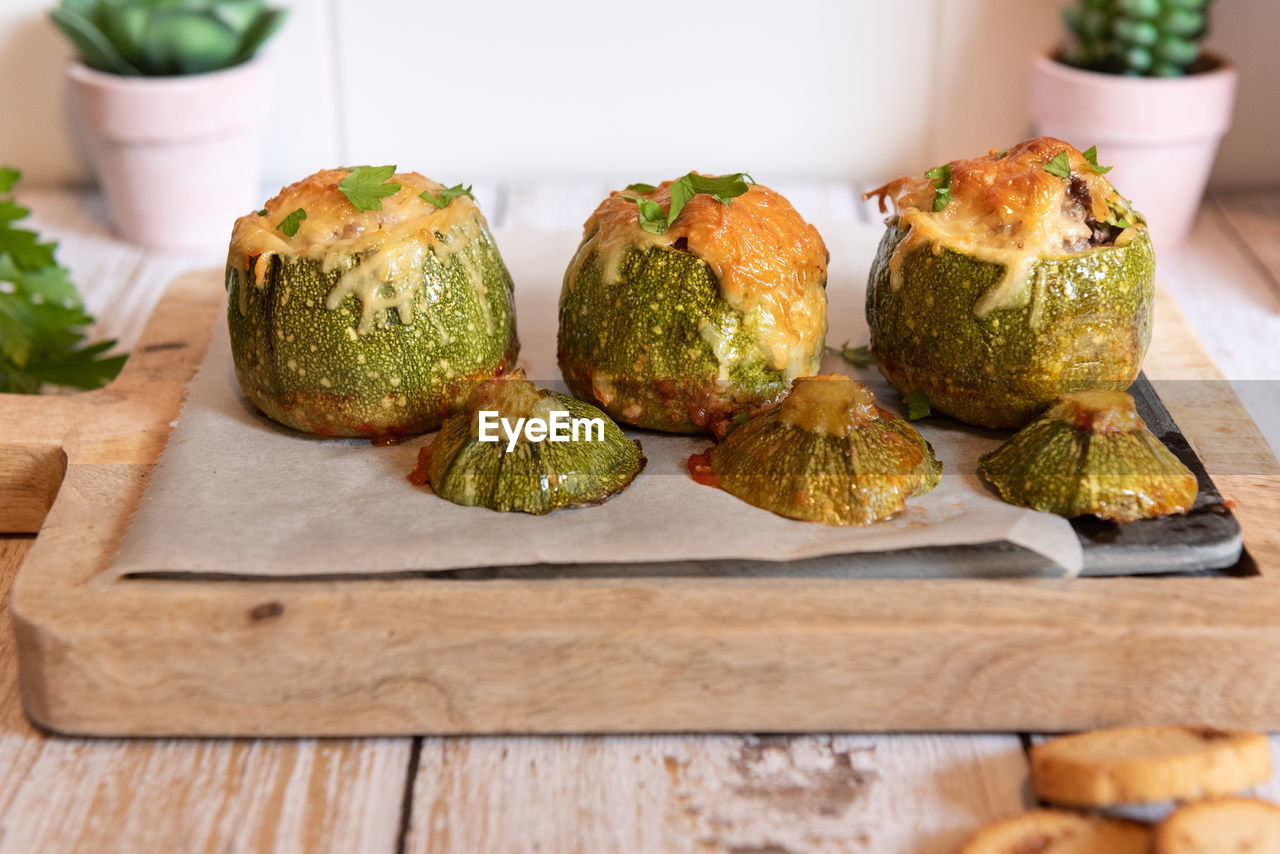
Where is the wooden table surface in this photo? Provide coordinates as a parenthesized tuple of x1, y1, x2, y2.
(2, 184, 1278, 853)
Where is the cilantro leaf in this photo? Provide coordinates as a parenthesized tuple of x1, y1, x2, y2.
(1043, 151, 1072, 179)
(1083, 145, 1113, 174)
(0, 167, 125, 393)
(276, 207, 307, 237)
(419, 183, 473, 209)
(833, 341, 874, 368)
(905, 388, 931, 421)
(619, 171, 754, 234)
(925, 164, 953, 212)
(338, 165, 401, 212)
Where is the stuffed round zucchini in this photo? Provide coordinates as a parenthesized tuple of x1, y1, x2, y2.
(865, 137, 1155, 429)
(418, 373, 645, 514)
(693, 374, 941, 526)
(979, 389, 1196, 522)
(559, 172, 828, 436)
(226, 167, 519, 437)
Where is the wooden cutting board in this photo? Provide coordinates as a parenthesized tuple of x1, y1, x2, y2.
(3, 271, 1279, 736)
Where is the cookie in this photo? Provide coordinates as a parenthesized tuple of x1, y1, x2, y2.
(1031, 726, 1272, 807)
(957, 809, 1150, 854)
(1154, 797, 1280, 853)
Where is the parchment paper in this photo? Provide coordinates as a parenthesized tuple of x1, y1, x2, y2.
(109, 226, 1083, 579)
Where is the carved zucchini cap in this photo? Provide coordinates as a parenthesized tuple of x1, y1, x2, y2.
(704, 374, 941, 526)
(424, 373, 645, 515)
(865, 137, 1155, 429)
(979, 389, 1197, 522)
(558, 178, 828, 435)
(226, 169, 519, 438)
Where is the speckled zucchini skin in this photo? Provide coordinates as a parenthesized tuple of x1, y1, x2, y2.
(428, 391, 645, 514)
(979, 413, 1196, 522)
(708, 413, 941, 526)
(558, 245, 804, 434)
(227, 234, 518, 437)
(866, 226, 1155, 429)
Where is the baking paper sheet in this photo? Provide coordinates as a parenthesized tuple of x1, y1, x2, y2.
(109, 226, 1083, 579)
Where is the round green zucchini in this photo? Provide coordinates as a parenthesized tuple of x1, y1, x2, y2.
(226, 169, 519, 437)
(865, 138, 1155, 429)
(558, 179, 828, 436)
(700, 374, 941, 526)
(424, 374, 645, 514)
(978, 389, 1197, 522)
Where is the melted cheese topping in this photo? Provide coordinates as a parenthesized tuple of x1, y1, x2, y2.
(777, 374, 886, 437)
(567, 178, 829, 377)
(865, 137, 1143, 322)
(1044, 389, 1143, 434)
(227, 169, 492, 335)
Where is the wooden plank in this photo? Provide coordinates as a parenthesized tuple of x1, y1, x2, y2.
(4, 269, 1280, 735)
(404, 733, 1030, 854)
(1213, 188, 1280, 299)
(0, 536, 413, 853)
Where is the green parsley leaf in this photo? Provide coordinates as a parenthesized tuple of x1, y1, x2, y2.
(925, 164, 953, 212)
(722, 410, 751, 437)
(276, 207, 307, 238)
(994, 149, 1009, 159)
(1043, 151, 1072, 180)
(905, 388, 931, 421)
(1082, 145, 1113, 174)
(419, 183, 473, 209)
(833, 341, 874, 368)
(256, 208, 269, 217)
(619, 171, 754, 234)
(338, 165, 401, 212)
(0, 167, 125, 394)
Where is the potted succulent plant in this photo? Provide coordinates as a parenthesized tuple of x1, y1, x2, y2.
(1030, 0, 1236, 249)
(50, 0, 285, 252)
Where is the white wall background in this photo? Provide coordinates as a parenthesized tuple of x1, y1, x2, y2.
(1, 0, 1276, 190)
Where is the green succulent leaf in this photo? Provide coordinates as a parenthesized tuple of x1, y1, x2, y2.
(1043, 151, 1073, 180)
(419, 183, 473, 209)
(276, 207, 306, 237)
(905, 389, 932, 421)
(232, 7, 286, 65)
(338, 165, 401, 212)
(0, 168, 126, 393)
(925, 163, 953, 212)
(50, 5, 141, 75)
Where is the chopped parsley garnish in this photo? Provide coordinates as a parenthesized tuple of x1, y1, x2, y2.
(419, 183, 473, 209)
(276, 207, 307, 237)
(833, 341, 874, 368)
(925, 164, 953, 212)
(338, 165, 401, 212)
(723, 410, 751, 436)
(620, 171, 754, 234)
(0, 168, 125, 393)
(1043, 151, 1072, 180)
(905, 388, 931, 421)
(256, 208, 269, 217)
(1082, 146, 1113, 174)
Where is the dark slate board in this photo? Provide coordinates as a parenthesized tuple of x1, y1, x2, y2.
(416, 374, 1243, 581)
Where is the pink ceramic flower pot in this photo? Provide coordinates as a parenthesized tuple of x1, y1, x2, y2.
(66, 59, 271, 253)
(1030, 51, 1236, 251)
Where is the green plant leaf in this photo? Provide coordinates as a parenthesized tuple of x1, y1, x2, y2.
(142, 10, 243, 75)
(276, 207, 306, 237)
(618, 194, 668, 234)
(232, 7, 287, 65)
(624, 182, 656, 193)
(722, 410, 751, 437)
(905, 389, 931, 421)
(1082, 145, 1113, 174)
(49, 5, 141, 75)
(833, 341, 874, 368)
(925, 163, 953, 212)
(419, 183, 473, 209)
(619, 172, 753, 234)
(338, 165, 401, 212)
(0, 169, 125, 393)
(1043, 151, 1072, 179)
(0, 168, 19, 194)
